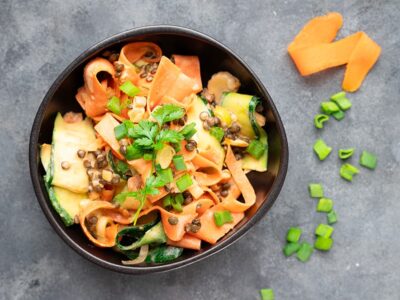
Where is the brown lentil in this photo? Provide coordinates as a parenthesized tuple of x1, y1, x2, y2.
(213, 117, 221, 126)
(77, 149, 86, 158)
(114, 62, 124, 72)
(88, 216, 98, 224)
(220, 189, 229, 197)
(221, 182, 231, 191)
(199, 111, 209, 121)
(97, 154, 106, 162)
(202, 121, 210, 131)
(190, 224, 201, 233)
(229, 122, 241, 133)
(192, 218, 201, 226)
(206, 117, 215, 127)
(61, 161, 70, 170)
(168, 216, 179, 225)
(111, 175, 120, 185)
(140, 72, 148, 78)
(109, 53, 119, 62)
(185, 142, 195, 152)
(146, 75, 154, 82)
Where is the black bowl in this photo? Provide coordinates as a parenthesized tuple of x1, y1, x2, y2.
(29, 25, 288, 274)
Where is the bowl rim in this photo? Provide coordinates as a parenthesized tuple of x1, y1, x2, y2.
(29, 25, 289, 274)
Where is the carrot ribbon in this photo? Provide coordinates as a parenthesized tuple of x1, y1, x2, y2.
(288, 12, 381, 92)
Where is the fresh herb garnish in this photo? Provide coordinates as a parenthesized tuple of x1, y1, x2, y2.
(152, 104, 185, 125)
(114, 175, 166, 224)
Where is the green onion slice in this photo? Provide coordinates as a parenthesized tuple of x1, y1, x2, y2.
(327, 210, 338, 225)
(330, 91, 352, 111)
(176, 173, 193, 192)
(260, 289, 275, 300)
(172, 155, 186, 171)
(331, 109, 345, 121)
(246, 139, 265, 159)
(283, 242, 301, 257)
(213, 210, 234, 227)
(114, 123, 127, 140)
(359, 150, 377, 170)
(314, 237, 333, 251)
(321, 101, 340, 114)
(286, 227, 302, 243)
(338, 148, 355, 160)
(297, 242, 314, 262)
(315, 224, 334, 238)
(313, 139, 332, 161)
(119, 81, 140, 97)
(107, 96, 122, 115)
(317, 198, 333, 213)
(308, 183, 324, 198)
(209, 126, 225, 143)
(314, 114, 330, 129)
(340, 163, 359, 181)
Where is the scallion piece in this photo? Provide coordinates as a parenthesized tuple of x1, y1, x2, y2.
(327, 210, 338, 225)
(308, 183, 324, 198)
(179, 122, 197, 140)
(176, 173, 193, 191)
(260, 289, 275, 300)
(331, 109, 345, 121)
(107, 96, 122, 115)
(157, 167, 173, 184)
(339, 148, 355, 160)
(315, 224, 334, 238)
(119, 80, 140, 97)
(321, 101, 340, 114)
(313, 139, 332, 160)
(246, 140, 265, 159)
(359, 150, 377, 170)
(286, 227, 302, 243)
(209, 126, 225, 143)
(330, 91, 352, 111)
(283, 242, 301, 257)
(297, 242, 313, 262)
(163, 195, 172, 208)
(172, 193, 184, 212)
(314, 114, 330, 129)
(114, 123, 127, 140)
(314, 237, 333, 251)
(340, 163, 359, 181)
(172, 155, 186, 171)
(317, 198, 333, 212)
(213, 210, 234, 227)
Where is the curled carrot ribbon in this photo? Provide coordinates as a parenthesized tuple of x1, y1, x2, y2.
(288, 12, 381, 92)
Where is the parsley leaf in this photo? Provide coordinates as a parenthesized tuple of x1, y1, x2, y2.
(157, 129, 184, 145)
(152, 104, 185, 125)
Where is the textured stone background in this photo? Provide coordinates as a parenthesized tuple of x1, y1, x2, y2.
(1, 0, 399, 299)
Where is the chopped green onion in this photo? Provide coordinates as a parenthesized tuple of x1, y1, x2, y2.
(172, 194, 184, 212)
(246, 140, 265, 159)
(339, 148, 355, 160)
(359, 150, 377, 170)
(107, 96, 122, 115)
(119, 80, 140, 97)
(315, 224, 334, 238)
(331, 109, 345, 121)
(125, 144, 143, 160)
(314, 114, 330, 129)
(321, 101, 340, 114)
(163, 195, 172, 208)
(209, 126, 225, 142)
(308, 183, 324, 198)
(317, 198, 333, 212)
(157, 167, 173, 184)
(297, 242, 314, 262)
(172, 155, 186, 171)
(143, 153, 153, 161)
(313, 139, 332, 160)
(260, 289, 275, 300)
(314, 237, 333, 251)
(176, 173, 193, 191)
(340, 163, 359, 181)
(114, 123, 127, 140)
(123, 120, 135, 130)
(330, 91, 352, 110)
(179, 122, 197, 140)
(283, 242, 301, 257)
(213, 210, 234, 227)
(327, 210, 338, 225)
(286, 227, 302, 243)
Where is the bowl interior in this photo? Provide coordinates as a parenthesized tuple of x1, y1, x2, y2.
(31, 27, 288, 273)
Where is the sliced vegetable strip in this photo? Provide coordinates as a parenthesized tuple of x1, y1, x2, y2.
(288, 12, 381, 92)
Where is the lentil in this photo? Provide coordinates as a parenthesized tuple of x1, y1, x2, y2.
(77, 149, 86, 158)
(61, 161, 70, 170)
(220, 189, 229, 197)
(168, 216, 179, 225)
(199, 111, 209, 121)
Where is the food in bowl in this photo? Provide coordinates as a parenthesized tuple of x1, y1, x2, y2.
(40, 42, 269, 265)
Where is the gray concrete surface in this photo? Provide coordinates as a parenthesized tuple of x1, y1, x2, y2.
(1, 0, 399, 299)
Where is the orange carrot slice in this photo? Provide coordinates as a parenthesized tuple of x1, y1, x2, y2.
(147, 56, 198, 109)
(167, 235, 201, 250)
(288, 12, 381, 92)
(172, 55, 203, 92)
(190, 204, 244, 244)
(223, 146, 256, 212)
